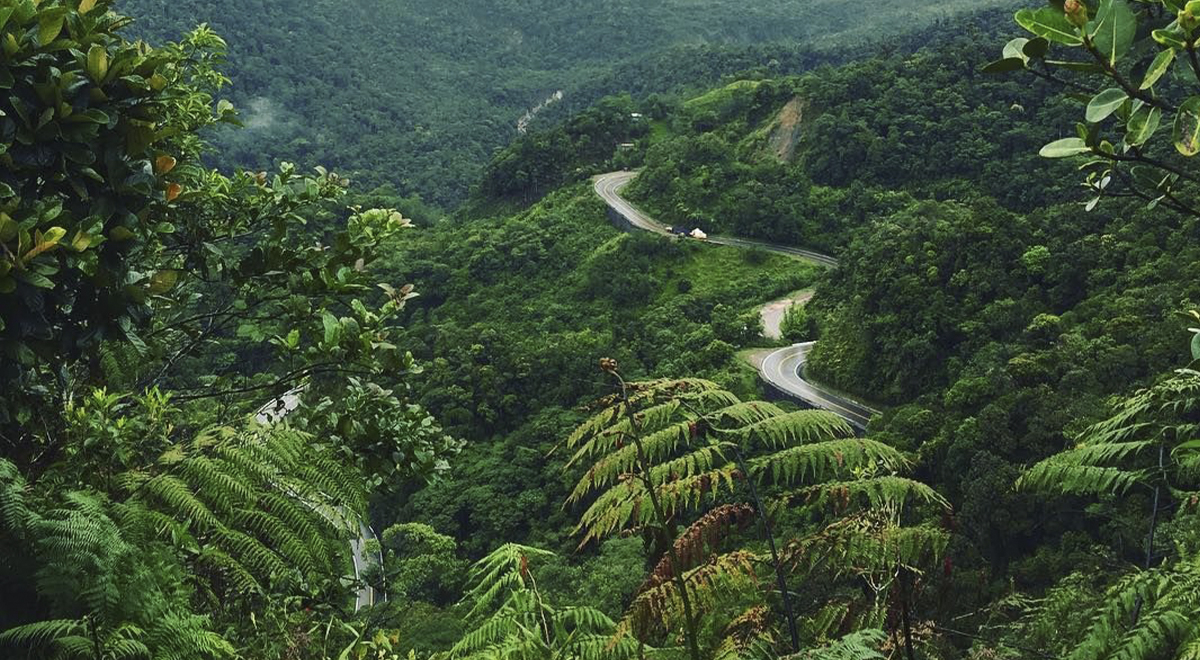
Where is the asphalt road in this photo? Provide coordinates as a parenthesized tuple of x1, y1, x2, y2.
(256, 390, 382, 611)
(593, 171, 878, 429)
(593, 171, 839, 268)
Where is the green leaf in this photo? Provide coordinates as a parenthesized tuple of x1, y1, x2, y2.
(0, 8, 14, 32)
(1085, 88, 1128, 123)
(147, 270, 178, 294)
(1126, 106, 1162, 146)
(1192, 332, 1200, 360)
(18, 270, 54, 289)
(1090, 0, 1136, 66)
(1141, 49, 1176, 90)
(1003, 37, 1031, 61)
(982, 57, 1027, 73)
(1153, 28, 1187, 49)
(1045, 59, 1104, 73)
(1174, 96, 1200, 156)
(86, 44, 108, 83)
(36, 9, 65, 46)
(0, 214, 14, 242)
(1016, 8, 1084, 46)
(1040, 137, 1092, 157)
(322, 311, 341, 346)
(1024, 37, 1051, 59)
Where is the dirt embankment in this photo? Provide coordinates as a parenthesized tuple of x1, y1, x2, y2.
(765, 96, 806, 162)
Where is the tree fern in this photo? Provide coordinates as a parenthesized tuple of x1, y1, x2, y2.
(564, 367, 949, 659)
(778, 629, 887, 660)
(442, 543, 639, 660)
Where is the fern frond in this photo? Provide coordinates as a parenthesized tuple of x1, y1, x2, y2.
(780, 629, 886, 660)
(0, 459, 31, 538)
(751, 439, 909, 486)
(644, 504, 755, 590)
(782, 476, 950, 514)
(140, 474, 223, 532)
(784, 512, 949, 576)
(1017, 458, 1145, 496)
(742, 410, 855, 450)
(195, 545, 263, 596)
(0, 618, 84, 648)
(625, 550, 760, 638)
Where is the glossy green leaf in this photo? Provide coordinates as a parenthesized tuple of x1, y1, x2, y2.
(0, 214, 15, 241)
(1016, 8, 1084, 46)
(86, 44, 108, 82)
(1126, 106, 1162, 146)
(36, 10, 65, 46)
(1192, 332, 1200, 360)
(1141, 49, 1176, 89)
(1174, 96, 1200, 156)
(147, 270, 178, 294)
(1040, 137, 1092, 157)
(1090, 0, 1136, 65)
(982, 57, 1027, 73)
(1024, 37, 1051, 59)
(1085, 88, 1128, 123)
(1046, 59, 1104, 73)
(1153, 28, 1187, 49)
(322, 311, 341, 345)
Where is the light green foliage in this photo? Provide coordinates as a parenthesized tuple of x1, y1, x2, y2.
(440, 543, 642, 660)
(991, 0, 1200, 217)
(375, 523, 467, 606)
(779, 304, 813, 343)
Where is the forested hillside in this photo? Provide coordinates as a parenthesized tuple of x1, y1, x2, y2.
(118, 0, 1019, 206)
(7, 0, 1200, 659)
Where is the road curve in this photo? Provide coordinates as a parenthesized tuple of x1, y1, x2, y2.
(760, 342, 878, 431)
(256, 390, 383, 611)
(593, 171, 878, 429)
(594, 171, 839, 268)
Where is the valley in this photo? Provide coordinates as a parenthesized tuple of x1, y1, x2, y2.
(4, 1, 1200, 659)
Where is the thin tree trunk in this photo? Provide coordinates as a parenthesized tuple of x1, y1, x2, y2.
(614, 374, 704, 660)
(1132, 444, 1166, 625)
(899, 567, 917, 660)
(732, 447, 799, 653)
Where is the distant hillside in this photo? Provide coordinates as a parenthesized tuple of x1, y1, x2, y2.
(119, 0, 1019, 207)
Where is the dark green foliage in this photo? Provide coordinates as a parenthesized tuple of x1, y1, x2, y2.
(116, 0, 1022, 208)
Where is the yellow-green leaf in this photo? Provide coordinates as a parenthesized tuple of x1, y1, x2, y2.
(37, 12, 63, 45)
(78, 0, 97, 14)
(109, 226, 135, 241)
(1141, 48, 1176, 90)
(0, 213, 16, 242)
(86, 44, 108, 82)
(69, 231, 93, 252)
(21, 226, 66, 263)
(147, 269, 178, 294)
(1174, 96, 1200, 156)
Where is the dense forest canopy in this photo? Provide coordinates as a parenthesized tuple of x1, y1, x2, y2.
(6, 0, 1200, 658)
(118, 0, 1021, 207)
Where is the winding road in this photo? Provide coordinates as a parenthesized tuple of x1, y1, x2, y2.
(593, 171, 879, 431)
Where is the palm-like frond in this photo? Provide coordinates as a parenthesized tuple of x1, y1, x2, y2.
(779, 629, 887, 660)
(750, 439, 909, 486)
(742, 410, 854, 450)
